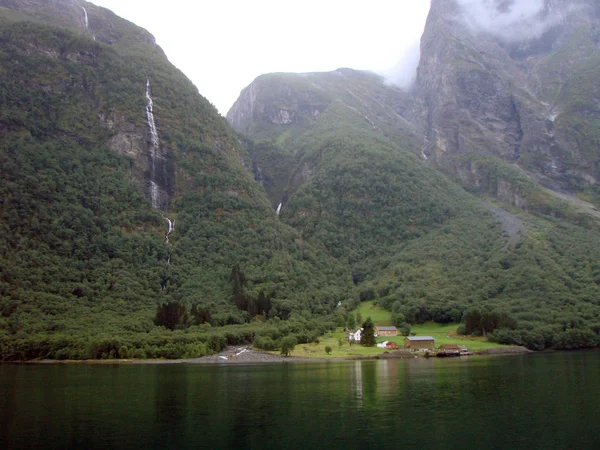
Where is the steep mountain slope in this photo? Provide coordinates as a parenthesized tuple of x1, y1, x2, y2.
(228, 70, 600, 348)
(0, 0, 351, 360)
(228, 69, 423, 206)
(417, 0, 600, 206)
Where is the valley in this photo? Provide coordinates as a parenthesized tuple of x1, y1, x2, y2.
(1, 0, 600, 361)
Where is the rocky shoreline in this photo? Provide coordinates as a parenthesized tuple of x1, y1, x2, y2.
(3, 345, 533, 365)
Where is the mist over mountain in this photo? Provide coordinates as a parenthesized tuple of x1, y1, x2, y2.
(456, 0, 585, 41)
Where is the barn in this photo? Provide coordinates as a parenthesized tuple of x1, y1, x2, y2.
(404, 336, 435, 351)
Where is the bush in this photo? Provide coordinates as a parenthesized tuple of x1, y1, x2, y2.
(254, 336, 278, 351)
(280, 336, 298, 357)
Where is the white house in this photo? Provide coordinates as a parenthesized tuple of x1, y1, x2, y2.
(376, 341, 389, 348)
(348, 328, 363, 342)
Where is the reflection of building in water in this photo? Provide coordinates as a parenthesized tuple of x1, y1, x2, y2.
(354, 361, 363, 409)
(375, 360, 400, 397)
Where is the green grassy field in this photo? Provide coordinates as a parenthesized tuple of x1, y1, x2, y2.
(348, 301, 506, 352)
(289, 329, 385, 359)
(355, 301, 393, 325)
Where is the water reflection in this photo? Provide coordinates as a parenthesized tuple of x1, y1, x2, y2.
(1, 353, 600, 449)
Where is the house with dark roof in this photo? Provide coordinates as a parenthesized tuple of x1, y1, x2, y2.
(374, 326, 398, 337)
(404, 336, 435, 351)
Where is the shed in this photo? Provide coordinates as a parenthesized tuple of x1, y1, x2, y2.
(374, 326, 398, 337)
(438, 344, 462, 351)
(404, 336, 435, 351)
(438, 344, 462, 356)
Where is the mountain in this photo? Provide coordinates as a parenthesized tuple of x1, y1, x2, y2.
(227, 9, 600, 349)
(417, 0, 600, 207)
(0, 0, 352, 360)
(2, 0, 600, 359)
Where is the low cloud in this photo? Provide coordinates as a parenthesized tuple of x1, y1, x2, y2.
(456, 0, 578, 42)
(379, 39, 422, 89)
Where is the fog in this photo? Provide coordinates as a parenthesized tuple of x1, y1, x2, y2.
(90, 0, 431, 113)
(456, 0, 574, 41)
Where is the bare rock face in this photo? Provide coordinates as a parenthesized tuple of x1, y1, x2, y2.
(416, 0, 600, 196)
(227, 74, 330, 132)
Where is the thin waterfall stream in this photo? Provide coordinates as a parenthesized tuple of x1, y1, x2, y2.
(145, 80, 161, 209)
(82, 7, 88, 28)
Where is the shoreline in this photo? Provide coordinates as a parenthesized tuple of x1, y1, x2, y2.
(0, 345, 533, 366)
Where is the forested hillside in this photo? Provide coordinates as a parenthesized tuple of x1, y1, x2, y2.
(0, 1, 352, 360)
(228, 66, 600, 350)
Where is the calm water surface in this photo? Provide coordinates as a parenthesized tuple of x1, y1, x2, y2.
(1, 351, 599, 449)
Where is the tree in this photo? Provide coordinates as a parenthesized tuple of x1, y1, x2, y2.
(325, 346, 332, 355)
(346, 314, 356, 330)
(337, 337, 343, 349)
(155, 302, 189, 330)
(356, 312, 362, 325)
(280, 336, 297, 357)
(360, 317, 376, 347)
(392, 312, 406, 328)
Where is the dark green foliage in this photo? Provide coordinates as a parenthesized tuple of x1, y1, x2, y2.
(360, 317, 376, 347)
(461, 307, 517, 336)
(280, 335, 297, 357)
(155, 302, 188, 330)
(0, 9, 353, 360)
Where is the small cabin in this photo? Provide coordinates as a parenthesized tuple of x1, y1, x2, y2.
(438, 344, 462, 356)
(404, 336, 435, 351)
(375, 326, 398, 337)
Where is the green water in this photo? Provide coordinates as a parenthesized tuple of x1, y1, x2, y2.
(1, 351, 599, 449)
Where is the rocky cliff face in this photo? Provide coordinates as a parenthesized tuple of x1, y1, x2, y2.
(416, 0, 600, 199)
(227, 69, 423, 205)
(0, 0, 181, 210)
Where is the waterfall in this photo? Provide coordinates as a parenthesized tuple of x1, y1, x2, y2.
(150, 180, 160, 209)
(82, 7, 89, 28)
(164, 217, 174, 243)
(145, 80, 160, 150)
(276, 203, 282, 215)
(145, 80, 161, 209)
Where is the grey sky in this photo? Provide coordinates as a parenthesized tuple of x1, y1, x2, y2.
(89, 0, 432, 114)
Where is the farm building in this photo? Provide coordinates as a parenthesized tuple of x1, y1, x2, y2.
(348, 329, 362, 342)
(438, 344, 462, 352)
(374, 326, 398, 337)
(404, 336, 435, 351)
(438, 344, 462, 356)
(376, 341, 399, 349)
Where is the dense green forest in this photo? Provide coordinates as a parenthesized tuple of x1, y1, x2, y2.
(0, 7, 352, 360)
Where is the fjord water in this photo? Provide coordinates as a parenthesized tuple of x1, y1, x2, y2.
(1, 352, 599, 449)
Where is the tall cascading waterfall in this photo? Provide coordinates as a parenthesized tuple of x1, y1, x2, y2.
(145, 79, 161, 209)
(82, 6, 95, 40)
(145, 80, 174, 244)
(82, 7, 88, 28)
(276, 203, 282, 215)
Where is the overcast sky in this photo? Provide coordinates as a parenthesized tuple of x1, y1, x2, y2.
(89, 1, 432, 114)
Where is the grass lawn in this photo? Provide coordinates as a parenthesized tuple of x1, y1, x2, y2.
(289, 329, 385, 359)
(384, 322, 506, 351)
(348, 301, 507, 351)
(354, 301, 393, 325)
